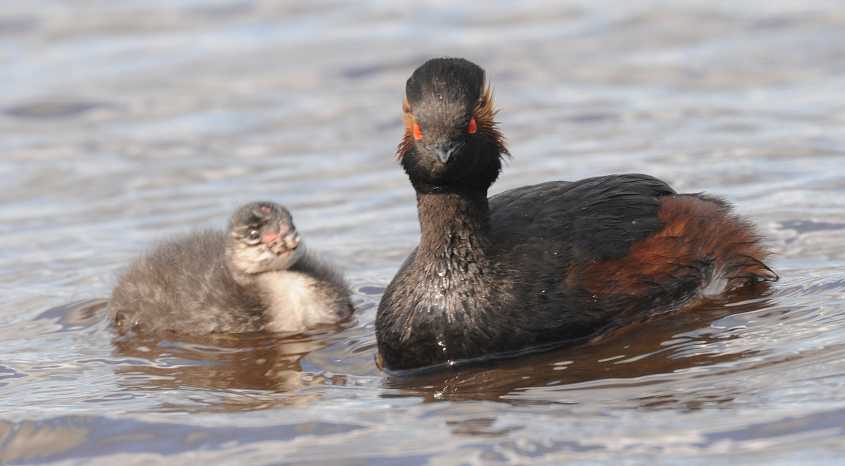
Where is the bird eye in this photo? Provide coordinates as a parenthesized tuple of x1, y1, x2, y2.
(247, 229, 261, 241)
(412, 122, 423, 141)
(467, 117, 477, 135)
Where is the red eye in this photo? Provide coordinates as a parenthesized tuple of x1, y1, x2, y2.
(467, 117, 477, 134)
(412, 122, 423, 141)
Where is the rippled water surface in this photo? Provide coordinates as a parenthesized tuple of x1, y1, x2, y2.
(2, 1, 845, 464)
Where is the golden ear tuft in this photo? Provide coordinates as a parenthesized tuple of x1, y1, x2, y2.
(472, 84, 509, 157)
(474, 85, 497, 124)
(396, 95, 416, 160)
(401, 96, 414, 132)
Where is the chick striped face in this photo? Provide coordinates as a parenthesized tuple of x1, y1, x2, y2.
(226, 202, 304, 275)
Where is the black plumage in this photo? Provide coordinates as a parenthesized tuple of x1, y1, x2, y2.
(376, 58, 776, 372)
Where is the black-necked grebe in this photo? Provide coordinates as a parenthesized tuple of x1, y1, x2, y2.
(376, 58, 777, 371)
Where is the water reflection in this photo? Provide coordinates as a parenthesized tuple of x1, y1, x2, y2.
(106, 286, 781, 414)
(0, 415, 365, 464)
(0, 417, 90, 464)
(383, 290, 776, 407)
(111, 328, 350, 411)
(35, 299, 107, 330)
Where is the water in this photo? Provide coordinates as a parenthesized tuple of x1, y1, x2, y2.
(2, 1, 844, 464)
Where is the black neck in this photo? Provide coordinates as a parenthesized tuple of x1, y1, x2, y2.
(416, 189, 491, 266)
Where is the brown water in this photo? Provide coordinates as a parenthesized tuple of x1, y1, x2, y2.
(2, 1, 845, 464)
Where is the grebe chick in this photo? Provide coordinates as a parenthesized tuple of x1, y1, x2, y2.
(375, 57, 777, 372)
(110, 202, 353, 336)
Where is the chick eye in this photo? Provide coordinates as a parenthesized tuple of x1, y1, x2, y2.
(412, 122, 423, 141)
(467, 117, 477, 135)
(247, 229, 261, 241)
